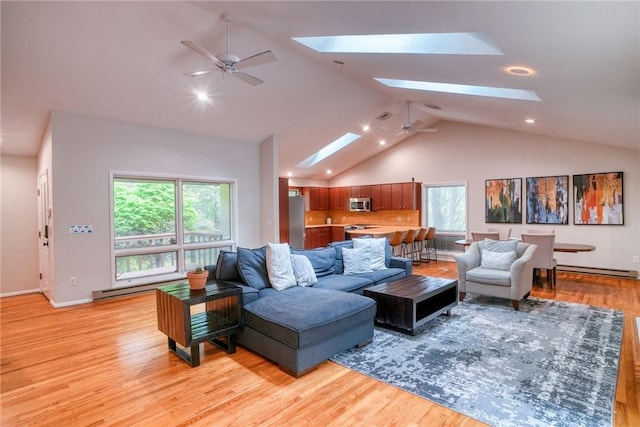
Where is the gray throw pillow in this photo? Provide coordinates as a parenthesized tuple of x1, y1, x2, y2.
(484, 238, 517, 253)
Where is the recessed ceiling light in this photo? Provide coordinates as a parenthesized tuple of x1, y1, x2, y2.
(362, 125, 370, 131)
(326, 169, 332, 175)
(293, 33, 503, 55)
(374, 78, 541, 102)
(286, 171, 293, 177)
(506, 66, 535, 76)
(297, 132, 361, 168)
(379, 140, 386, 146)
(525, 118, 536, 124)
(196, 92, 209, 101)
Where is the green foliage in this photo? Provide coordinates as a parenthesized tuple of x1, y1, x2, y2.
(114, 180, 177, 237)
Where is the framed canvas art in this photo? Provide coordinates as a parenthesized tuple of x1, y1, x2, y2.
(573, 172, 624, 225)
(526, 175, 569, 224)
(485, 178, 522, 223)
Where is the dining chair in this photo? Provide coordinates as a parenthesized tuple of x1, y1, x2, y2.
(526, 228, 555, 234)
(521, 233, 557, 287)
(487, 227, 512, 240)
(471, 231, 500, 242)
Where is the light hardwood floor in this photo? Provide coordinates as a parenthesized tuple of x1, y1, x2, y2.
(1, 261, 639, 426)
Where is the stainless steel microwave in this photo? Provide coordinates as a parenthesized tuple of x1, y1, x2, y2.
(349, 197, 371, 212)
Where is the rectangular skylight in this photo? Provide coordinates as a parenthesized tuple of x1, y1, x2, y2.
(297, 133, 361, 168)
(374, 78, 541, 102)
(292, 32, 503, 55)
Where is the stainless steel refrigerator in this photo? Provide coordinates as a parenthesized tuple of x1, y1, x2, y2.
(289, 196, 305, 249)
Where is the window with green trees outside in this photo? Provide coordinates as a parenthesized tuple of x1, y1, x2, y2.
(112, 175, 234, 287)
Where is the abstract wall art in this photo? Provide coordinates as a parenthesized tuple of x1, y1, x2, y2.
(526, 175, 569, 224)
(485, 178, 522, 223)
(573, 172, 624, 225)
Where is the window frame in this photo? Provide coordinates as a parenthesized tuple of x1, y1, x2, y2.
(422, 181, 468, 238)
(109, 171, 237, 288)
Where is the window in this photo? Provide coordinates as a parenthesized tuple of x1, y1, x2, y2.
(112, 175, 234, 287)
(424, 183, 467, 253)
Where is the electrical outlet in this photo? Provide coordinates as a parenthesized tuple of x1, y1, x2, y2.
(633, 256, 640, 264)
(70, 276, 77, 286)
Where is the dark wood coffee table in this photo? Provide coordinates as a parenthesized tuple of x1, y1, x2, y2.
(363, 275, 458, 335)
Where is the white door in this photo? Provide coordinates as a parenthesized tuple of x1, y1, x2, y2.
(38, 171, 51, 298)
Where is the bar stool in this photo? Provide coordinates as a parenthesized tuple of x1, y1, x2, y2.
(401, 228, 419, 265)
(389, 230, 406, 257)
(414, 227, 428, 262)
(424, 227, 438, 261)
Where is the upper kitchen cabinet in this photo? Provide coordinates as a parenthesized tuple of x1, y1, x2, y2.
(371, 184, 392, 210)
(329, 187, 349, 211)
(392, 182, 422, 210)
(304, 187, 329, 211)
(350, 185, 372, 198)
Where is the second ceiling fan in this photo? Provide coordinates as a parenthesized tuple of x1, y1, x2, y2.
(397, 100, 438, 135)
(181, 13, 277, 86)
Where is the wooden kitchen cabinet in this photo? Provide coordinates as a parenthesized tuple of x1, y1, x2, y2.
(305, 187, 329, 211)
(331, 226, 346, 242)
(371, 184, 392, 210)
(305, 227, 330, 249)
(329, 187, 349, 211)
(350, 185, 372, 198)
(391, 182, 418, 210)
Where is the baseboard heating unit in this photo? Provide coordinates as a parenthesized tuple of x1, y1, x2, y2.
(92, 281, 177, 300)
(557, 264, 638, 279)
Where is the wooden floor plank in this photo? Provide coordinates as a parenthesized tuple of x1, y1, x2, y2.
(1, 262, 638, 426)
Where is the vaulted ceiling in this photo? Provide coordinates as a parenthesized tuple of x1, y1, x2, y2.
(2, 1, 639, 179)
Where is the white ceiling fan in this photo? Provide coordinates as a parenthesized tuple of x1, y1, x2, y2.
(396, 100, 438, 135)
(181, 13, 277, 86)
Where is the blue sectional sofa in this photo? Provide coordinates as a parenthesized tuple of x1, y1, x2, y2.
(208, 239, 412, 377)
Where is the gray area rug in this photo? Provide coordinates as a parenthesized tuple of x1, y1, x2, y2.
(332, 295, 623, 427)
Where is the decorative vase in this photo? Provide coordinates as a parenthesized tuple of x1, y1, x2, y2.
(186, 270, 209, 290)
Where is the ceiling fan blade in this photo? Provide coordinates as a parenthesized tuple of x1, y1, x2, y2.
(234, 71, 264, 86)
(235, 50, 277, 70)
(181, 40, 225, 68)
(417, 128, 439, 133)
(183, 70, 218, 78)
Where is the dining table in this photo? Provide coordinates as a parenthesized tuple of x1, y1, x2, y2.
(454, 239, 595, 253)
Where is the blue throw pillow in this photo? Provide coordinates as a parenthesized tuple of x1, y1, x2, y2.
(215, 250, 241, 282)
(292, 247, 336, 277)
(237, 246, 270, 290)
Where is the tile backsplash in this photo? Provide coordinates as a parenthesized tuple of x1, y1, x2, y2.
(305, 210, 419, 226)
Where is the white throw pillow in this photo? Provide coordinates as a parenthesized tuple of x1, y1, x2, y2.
(342, 246, 373, 275)
(481, 249, 517, 271)
(266, 242, 297, 290)
(290, 254, 318, 287)
(353, 237, 387, 271)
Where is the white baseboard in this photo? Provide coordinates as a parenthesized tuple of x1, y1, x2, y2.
(0, 288, 40, 298)
(49, 298, 93, 308)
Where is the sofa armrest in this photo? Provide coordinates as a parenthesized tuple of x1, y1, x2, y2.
(454, 242, 481, 291)
(509, 243, 537, 299)
(390, 256, 412, 277)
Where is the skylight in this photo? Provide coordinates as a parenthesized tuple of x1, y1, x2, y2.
(292, 32, 503, 55)
(374, 78, 541, 102)
(297, 133, 361, 168)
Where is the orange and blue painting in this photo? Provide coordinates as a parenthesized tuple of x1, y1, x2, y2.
(485, 178, 522, 223)
(526, 176, 569, 224)
(573, 172, 623, 225)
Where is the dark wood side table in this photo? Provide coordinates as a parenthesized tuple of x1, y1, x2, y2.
(364, 275, 458, 335)
(156, 281, 242, 367)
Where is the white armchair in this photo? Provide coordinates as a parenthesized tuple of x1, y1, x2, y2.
(455, 240, 537, 310)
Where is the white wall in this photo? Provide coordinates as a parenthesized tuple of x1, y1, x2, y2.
(0, 155, 39, 295)
(40, 111, 262, 306)
(332, 121, 640, 274)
